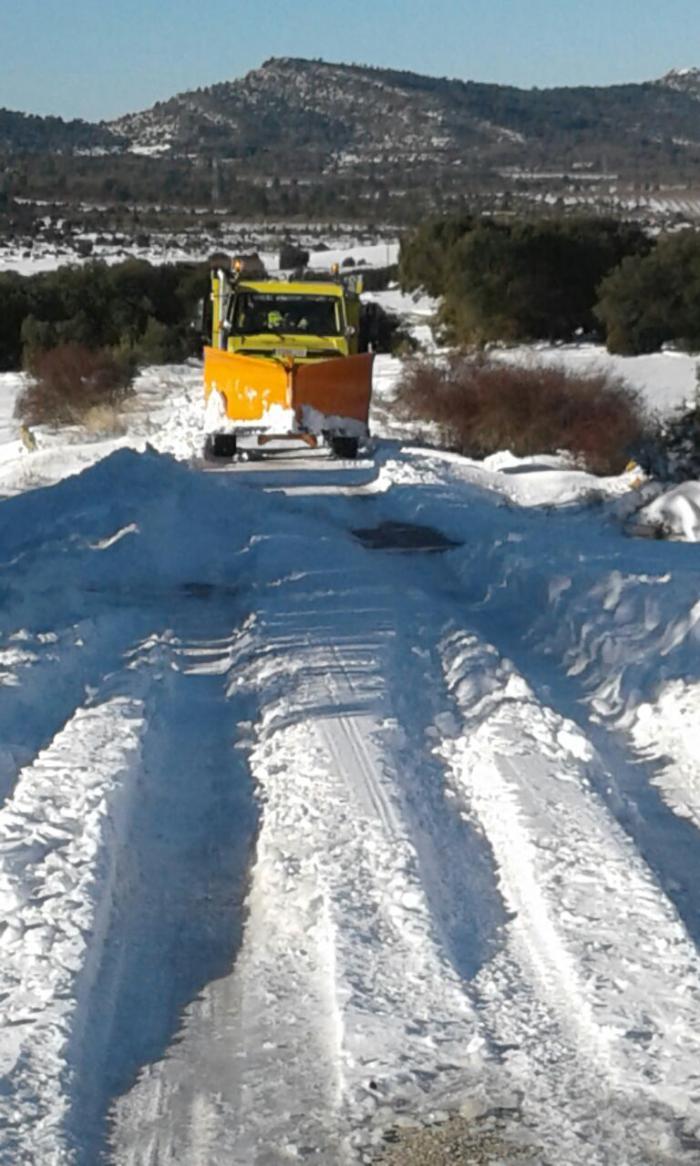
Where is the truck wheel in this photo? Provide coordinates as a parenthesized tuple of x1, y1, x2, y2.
(330, 436, 359, 460)
(205, 433, 238, 459)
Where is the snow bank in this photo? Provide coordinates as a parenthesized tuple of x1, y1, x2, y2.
(362, 448, 700, 837)
(439, 629, 700, 1162)
(0, 697, 144, 1164)
(637, 480, 700, 540)
(632, 679, 700, 830)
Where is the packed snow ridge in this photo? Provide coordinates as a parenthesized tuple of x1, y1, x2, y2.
(0, 326, 699, 1164)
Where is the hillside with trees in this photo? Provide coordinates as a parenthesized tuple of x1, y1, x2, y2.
(0, 108, 122, 154)
(3, 59, 700, 217)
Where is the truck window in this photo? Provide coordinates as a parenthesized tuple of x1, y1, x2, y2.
(232, 293, 341, 336)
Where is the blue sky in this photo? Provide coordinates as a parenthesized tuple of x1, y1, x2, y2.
(2, 0, 699, 121)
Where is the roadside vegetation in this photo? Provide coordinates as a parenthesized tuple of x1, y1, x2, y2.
(399, 213, 700, 355)
(596, 230, 700, 353)
(393, 355, 648, 475)
(0, 258, 209, 373)
(16, 343, 136, 428)
(397, 212, 700, 477)
(399, 214, 650, 348)
(2, 258, 207, 429)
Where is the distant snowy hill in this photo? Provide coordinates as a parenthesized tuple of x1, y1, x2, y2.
(658, 67, 700, 100)
(104, 58, 700, 177)
(3, 58, 700, 182)
(4, 59, 700, 218)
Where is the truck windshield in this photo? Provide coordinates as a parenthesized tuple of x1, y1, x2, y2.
(231, 293, 342, 336)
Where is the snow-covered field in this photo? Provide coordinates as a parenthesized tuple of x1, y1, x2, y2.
(1, 328, 700, 1164)
(496, 341, 699, 416)
(0, 226, 399, 279)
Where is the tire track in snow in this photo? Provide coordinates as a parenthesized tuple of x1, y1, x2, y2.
(438, 629, 700, 1164)
(331, 527, 678, 1161)
(516, 632, 700, 961)
(0, 613, 155, 808)
(111, 709, 354, 1166)
(325, 610, 508, 987)
(221, 462, 700, 1162)
(0, 691, 145, 1166)
(227, 596, 489, 1160)
(108, 560, 502, 1165)
(300, 486, 700, 1161)
(322, 645, 403, 839)
(0, 599, 257, 1166)
(72, 621, 257, 1166)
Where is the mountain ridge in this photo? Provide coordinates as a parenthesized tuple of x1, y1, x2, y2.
(99, 58, 700, 177)
(3, 58, 700, 216)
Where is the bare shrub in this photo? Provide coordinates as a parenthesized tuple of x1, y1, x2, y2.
(82, 404, 127, 437)
(16, 344, 135, 427)
(393, 354, 648, 475)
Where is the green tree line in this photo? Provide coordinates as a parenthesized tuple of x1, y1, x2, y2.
(399, 214, 700, 354)
(0, 259, 209, 371)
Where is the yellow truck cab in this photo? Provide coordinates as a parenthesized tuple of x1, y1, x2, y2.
(204, 260, 373, 459)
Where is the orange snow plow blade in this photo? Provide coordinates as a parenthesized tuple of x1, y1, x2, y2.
(294, 353, 374, 425)
(204, 348, 373, 428)
(204, 347, 290, 423)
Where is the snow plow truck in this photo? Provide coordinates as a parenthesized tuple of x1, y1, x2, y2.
(203, 256, 375, 459)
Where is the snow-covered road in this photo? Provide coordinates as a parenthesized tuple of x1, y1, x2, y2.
(0, 355, 700, 1164)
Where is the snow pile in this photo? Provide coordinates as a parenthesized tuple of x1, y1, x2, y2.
(463, 447, 645, 507)
(299, 403, 368, 438)
(359, 445, 700, 850)
(637, 480, 700, 540)
(0, 364, 204, 497)
(0, 696, 144, 1163)
(632, 679, 700, 829)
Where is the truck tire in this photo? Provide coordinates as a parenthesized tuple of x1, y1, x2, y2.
(204, 433, 238, 459)
(330, 436, 359, 460)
